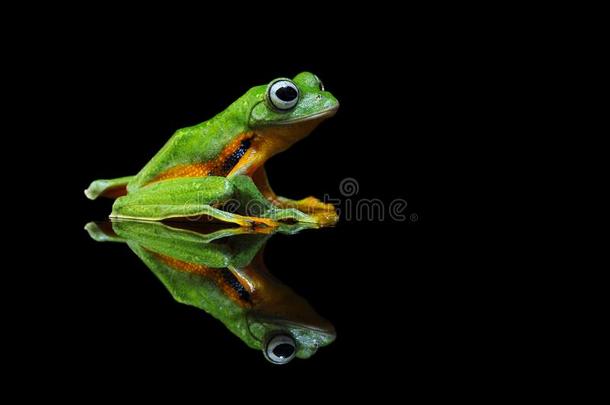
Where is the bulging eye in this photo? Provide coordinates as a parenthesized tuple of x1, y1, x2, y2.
(263, 334, 296, 364)
(267, 79, 299, 111)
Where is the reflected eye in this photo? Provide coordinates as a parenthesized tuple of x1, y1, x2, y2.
(267, 79, 299, 111)
(264, 334, 296, 364)
(314, 74, 325, 91)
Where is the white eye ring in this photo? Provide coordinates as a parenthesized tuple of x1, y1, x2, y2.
(263, 334, 296, 364)
(267, 79, 299, 111)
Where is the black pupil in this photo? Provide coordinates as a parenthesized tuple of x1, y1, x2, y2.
(275, 85, 297, 102)
(273, 343, 295, 358)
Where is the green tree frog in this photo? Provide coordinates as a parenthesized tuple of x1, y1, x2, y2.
(85, 72, 339, 227)
(85, 220, 336, 364)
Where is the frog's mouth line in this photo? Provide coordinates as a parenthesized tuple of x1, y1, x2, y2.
(270, 106, 339, 126)
(250, 314, 337, 337)
(245, 316, 336, 350)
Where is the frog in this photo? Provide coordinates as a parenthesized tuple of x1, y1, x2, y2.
(85, 219, 336, 364)
(85, 72, 339, 228)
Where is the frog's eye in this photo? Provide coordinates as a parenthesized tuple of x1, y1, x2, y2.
(267, 79, 299, 111)
(263, 334, 296, 364)
(314, 74, 325, 91)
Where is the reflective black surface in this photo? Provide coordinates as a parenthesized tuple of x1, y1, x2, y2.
(58, 216, 439, 374)
(85, 219, 337, 364)
(28, 40, 483, 390)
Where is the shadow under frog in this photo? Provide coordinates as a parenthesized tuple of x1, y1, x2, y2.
(85, 220, 335, 364)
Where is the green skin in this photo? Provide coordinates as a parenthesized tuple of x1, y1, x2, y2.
(85, 220, 335, 361)
(85, 72, 339, 227)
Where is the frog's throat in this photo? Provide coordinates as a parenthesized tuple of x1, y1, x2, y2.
(228, 111, 334, 177)
(242, 252, 336, 337)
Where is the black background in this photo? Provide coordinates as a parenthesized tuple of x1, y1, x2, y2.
(19, 19, 504, 393)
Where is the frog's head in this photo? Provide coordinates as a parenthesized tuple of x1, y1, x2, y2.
(244, 273, 336, 364)
(248, 312, 336, 365)
(248, 72, 339, 131)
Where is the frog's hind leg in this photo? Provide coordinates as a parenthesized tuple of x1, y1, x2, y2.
(232, 173, 338, 226)
(85, 175, 135, 200)
(110, 176, 278, 228)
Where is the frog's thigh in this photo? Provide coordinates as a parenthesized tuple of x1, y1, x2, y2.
(110, 176, 276, 227)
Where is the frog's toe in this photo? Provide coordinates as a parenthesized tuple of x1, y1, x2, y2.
(301, 197, 336, 212)
(252, 217, 280, 228)
(310, 210, 340, 227)
(275, 196, 335, 213)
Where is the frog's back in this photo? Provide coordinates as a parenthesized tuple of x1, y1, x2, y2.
(127, 98, 253, 192)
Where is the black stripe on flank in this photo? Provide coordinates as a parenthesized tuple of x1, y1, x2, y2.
(219, 138, 252, 175)
(220, 268, 252, 303)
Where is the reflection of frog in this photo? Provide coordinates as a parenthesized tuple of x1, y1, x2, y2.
(86, 220, 335, 364)
(85, 72, 339, 227)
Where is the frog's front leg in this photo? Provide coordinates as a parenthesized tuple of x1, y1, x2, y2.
(251, 167, 339, 225)
(110, 176, 277, 228)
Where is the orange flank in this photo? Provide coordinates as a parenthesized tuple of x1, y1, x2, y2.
(149, 132, 254, 184)
(148, 114, 331, 185)
(153, 252, 254, 307)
